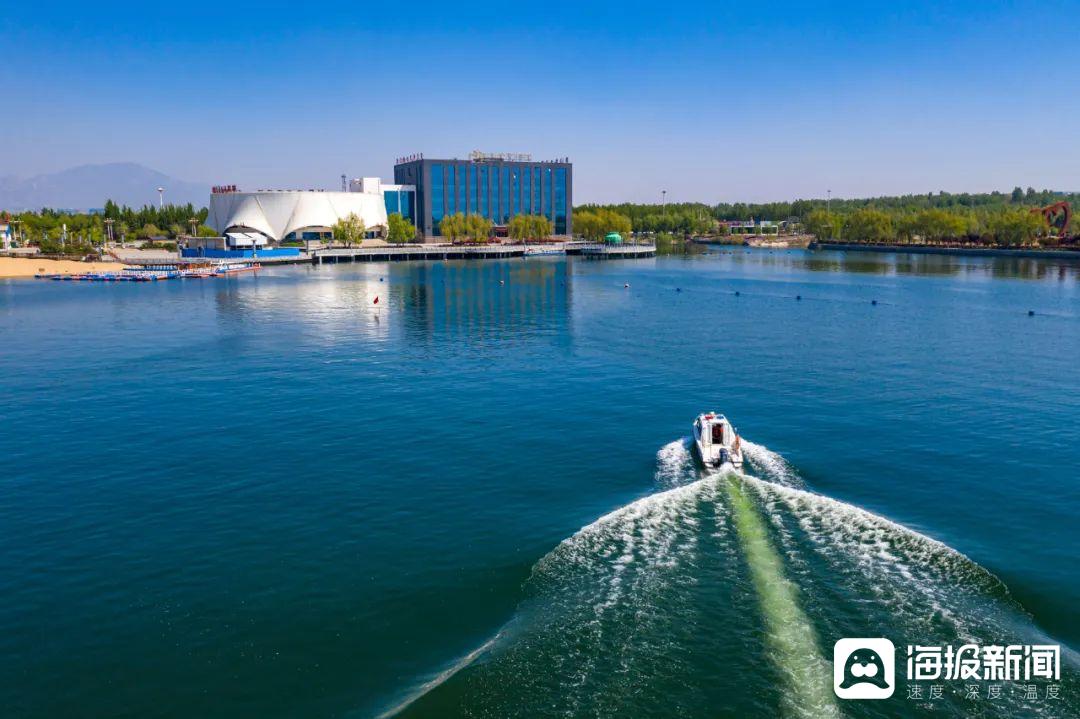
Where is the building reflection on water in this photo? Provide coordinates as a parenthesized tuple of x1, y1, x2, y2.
(209, 259, 570, 346)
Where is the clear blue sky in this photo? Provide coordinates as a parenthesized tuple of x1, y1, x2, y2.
(3, 0, 1078, 203)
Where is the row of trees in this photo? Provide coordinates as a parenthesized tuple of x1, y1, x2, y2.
(804, 206, 1052, 246)
(507, 214, 554, 242)
(573, 208, 632, 242)
(434, 213, 555, 243)
(581, 187, 1076, 246)
(577, 203, 710, 236)
(3, 201, 217, 250)
(330, 212, 419, 245)
(437, 213, 494, 243)
(584, 188, 1076, 227)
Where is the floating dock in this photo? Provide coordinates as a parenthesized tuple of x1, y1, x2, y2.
(35, 259, 259, 282)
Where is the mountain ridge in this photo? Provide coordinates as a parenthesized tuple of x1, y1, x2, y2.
(0, 163, 209, 211)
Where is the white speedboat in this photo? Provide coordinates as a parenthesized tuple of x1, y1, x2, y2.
(692, 412, 743, 470)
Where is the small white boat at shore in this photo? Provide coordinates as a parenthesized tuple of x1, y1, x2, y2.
(692, 412, 743, 470)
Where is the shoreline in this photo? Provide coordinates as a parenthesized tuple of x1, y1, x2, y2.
(0, 256, 128, 279)
(810, 241, 1080, 261)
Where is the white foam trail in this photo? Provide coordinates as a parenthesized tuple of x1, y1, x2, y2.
(741, 439, 803, 488)
(742, 475, 1015, 638)
(654, 437, 695, 488)
(376, 632, 503, 719)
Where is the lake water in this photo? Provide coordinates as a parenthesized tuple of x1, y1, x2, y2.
(2, 249, 1078, 718)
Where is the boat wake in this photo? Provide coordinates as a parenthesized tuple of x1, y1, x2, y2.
(388, 438, 1078, 718)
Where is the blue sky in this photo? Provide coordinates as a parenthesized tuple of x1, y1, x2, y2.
(3, 0, 1078, 203)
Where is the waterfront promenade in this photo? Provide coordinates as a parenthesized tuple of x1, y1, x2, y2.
(812, 241, 1080, 261)
(314, 242, 655, 264)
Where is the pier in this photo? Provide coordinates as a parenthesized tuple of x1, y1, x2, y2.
(315, 245, 527, 263)
(570, 243, 656, 259)
(313, 242, 656, 264)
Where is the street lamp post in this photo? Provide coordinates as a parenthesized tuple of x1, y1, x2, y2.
(826, 189, 832, 240)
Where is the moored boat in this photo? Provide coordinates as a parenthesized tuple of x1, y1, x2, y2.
(692, 412, 743, 470)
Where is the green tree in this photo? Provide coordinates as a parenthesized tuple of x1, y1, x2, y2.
(196, 224, 219, 237)
(985, 208, 1046, 246)
(528, 214, 554, 241)
(438, 212, 467, 243)
(136, 223, 162, 239)
(804, 209, 841, 240)
(507, 215, 530, 243)
(842, 209, 893, 243)
(332, 213, 366, 248)
(466, 214, 493, 243)
(574, 209, 631, 242)
(386, 213, 416, 243)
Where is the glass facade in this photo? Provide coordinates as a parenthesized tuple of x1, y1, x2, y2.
(430, 164, 444, 235)
(522, 167, 531, 215)
(479, 167, 488, 218)
(511, 167, 520, 216)
(544, 168, 552, 220)
(456, 166, 466, 216)
(468, 166, 477, 215)
(383, 189, 415, 222)
(398, 158, 570, 237)
(501, 167, 509, 223)
(555, 168, 567, 234)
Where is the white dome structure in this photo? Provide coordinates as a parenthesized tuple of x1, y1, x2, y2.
(208, 190, 389, 241)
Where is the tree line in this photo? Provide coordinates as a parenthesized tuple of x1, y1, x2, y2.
(579, 187, 1077, 246)
(2, 200, 216, 251)
(330, 212, 417, 245)
(435, 213, 553, 243)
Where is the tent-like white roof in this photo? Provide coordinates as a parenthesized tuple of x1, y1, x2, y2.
(209, 191, 388, 241)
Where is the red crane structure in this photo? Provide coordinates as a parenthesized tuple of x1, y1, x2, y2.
(1031, 201, 1072, 238)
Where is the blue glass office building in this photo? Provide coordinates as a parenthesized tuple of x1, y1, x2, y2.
(394, 155, 572, 239)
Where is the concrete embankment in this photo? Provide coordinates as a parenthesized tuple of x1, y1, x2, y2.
(812, 242, 1080, 261)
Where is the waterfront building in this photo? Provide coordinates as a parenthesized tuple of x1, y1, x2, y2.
(394, 152, 572, 239)
(725, 220, 780, 235)
(207, 180, 416, 244)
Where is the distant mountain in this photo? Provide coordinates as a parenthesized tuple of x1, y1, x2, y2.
(0, 163, 209, 211)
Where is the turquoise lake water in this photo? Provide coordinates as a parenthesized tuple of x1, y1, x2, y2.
(1, 249, 1078, 718)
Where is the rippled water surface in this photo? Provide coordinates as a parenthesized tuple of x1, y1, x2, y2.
(1, 249, 1078, 718)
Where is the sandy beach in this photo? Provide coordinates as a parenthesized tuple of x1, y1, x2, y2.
(0, 256, 128, 278)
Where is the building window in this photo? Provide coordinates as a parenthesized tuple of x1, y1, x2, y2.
(480, 166, 488, 218)
(518, 167, 527, 212)
(456, 164, 466, 216)
(533, 167, 541, 217)
(544, 168, 553, 220)
(501, 167, 509, 223)
(468, 165, 477, 215)
(512, 167, 520, 216)
(555, 168, 567, 234)
(431, 164, 444, 235)
(386, 190, 415, 222)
